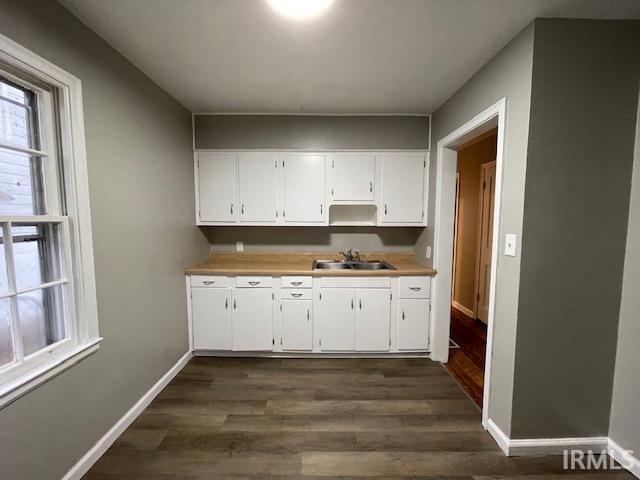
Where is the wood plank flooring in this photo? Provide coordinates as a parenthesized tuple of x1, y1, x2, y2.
(83, 357, 632, 479)
(446, 308, 488, 407)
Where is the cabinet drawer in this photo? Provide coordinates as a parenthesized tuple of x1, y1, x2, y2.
(236, 276, 273, 288)
(282, 276, 312, 289)
(281, 289, 312, 300)
(190, 276, 232, 288)
(398, 276, 430, 299)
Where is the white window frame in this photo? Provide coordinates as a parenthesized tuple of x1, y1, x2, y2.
(0, 33, 100, 407)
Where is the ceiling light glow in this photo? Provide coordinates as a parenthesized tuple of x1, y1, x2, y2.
(266, 0, 334, 21)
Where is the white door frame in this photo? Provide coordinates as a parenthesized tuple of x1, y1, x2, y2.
(431, 98, 506, 428)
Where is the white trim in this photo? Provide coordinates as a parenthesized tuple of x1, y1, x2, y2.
(0, 32, 100, 401)
(61, 351, 193, 480)
(194, 148, 430, 153)
(431, 98, 506, 431)
(451, 301, 475, 319)
(609, 438, 640, 478)
(487, 419, 610, 457)
(0, 338, 101, 408)
(193, 351, 430, 358)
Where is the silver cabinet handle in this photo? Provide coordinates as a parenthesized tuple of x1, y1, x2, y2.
(230, 204, 234, 214)
(225, 298, 229, 309)
(233, 299, 237, 310)
(241, 204, 245, 214)
(384, 204, 388, 215)
(291, 292, 302, 298)
(402, 310, 405, 320)
(320, 203, 323, 214)
(307, 309, 310, 321)
(351, 299, 354, 309)
(369, 181, 373, 193)
(291, 281, 303, 286)
(202, 280, 215, 285)
(409, 287, 422, 291)
(359, 299, 362, 310)
(248, 281, 260, 286)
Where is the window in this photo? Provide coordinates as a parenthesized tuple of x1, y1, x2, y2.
(0, 34, 99, 406)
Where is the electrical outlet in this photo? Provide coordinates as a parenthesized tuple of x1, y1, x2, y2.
(426, 246, 432, 259)
(236, 241, 244, 252)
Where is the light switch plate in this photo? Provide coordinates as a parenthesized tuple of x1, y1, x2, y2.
(426, 246, 432, 259)
(236, 241, 244, 252)
(504, 234, 517, 257)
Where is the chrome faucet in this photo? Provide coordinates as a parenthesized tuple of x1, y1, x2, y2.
(339, 249, 361, 263)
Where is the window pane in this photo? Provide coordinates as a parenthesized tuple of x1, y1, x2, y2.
(13, 223, 62, 290)
(19, 284, 65, 357)
(0, 98, 31, 148)
(0, 81, 26, 105)
(0, 148, 45, 215)
(0, 298, 13, 367)
(0, 228, 9, 295)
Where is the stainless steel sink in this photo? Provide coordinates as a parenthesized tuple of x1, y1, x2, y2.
(312, 260, 396, 270)
(312, 260, 352, 269)
(350, 261, 395, 270)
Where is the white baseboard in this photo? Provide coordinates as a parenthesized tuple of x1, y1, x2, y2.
(61, 351, 192, 480)
(486, 418, 608, 456)
(609, 438, 640, 479)
(451, 301, 475, 319)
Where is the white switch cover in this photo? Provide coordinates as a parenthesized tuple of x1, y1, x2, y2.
(504, 234, 517, 257)
(426, 246, 432, 259)
(236, 241, 244, 252)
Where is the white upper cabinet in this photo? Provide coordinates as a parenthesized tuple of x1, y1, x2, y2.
(379, 153, 427, 225)
(238, 153, 278, 223)
(283, 154, 325, 223)
(329, 153, 375, 202)
(197, 152, 238, 223)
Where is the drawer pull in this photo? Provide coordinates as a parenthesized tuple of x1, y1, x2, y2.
(291, 293, 303, 298)
(248, 281, 261, 286)
(291, 281, 303, 286)
(409, 287, 422, 291)
(202, 280, 216, 285)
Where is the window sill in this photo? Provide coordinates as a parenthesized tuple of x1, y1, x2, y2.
(0, 338, 102, 409)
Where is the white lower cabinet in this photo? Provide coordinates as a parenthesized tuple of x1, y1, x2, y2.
(319, 289, 356, 351)
(398, 299, 430, 350)
(281, 300, 313, 351)
(231, 288, 273, 351)
(191, 287, 232, 350)
(356, 289, 391, 351)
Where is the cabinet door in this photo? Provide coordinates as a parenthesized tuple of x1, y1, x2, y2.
(281, 300, 313, 351)
(191, 287, 232, 350)
(232, 288, 273, 351)
(319, 289, 355, 351)
(238, 153, 278, 222)
(197, 152, 237, 222)
(380, 153, 426, 224)
(398, 299, 430, 350)
(283, 154, 325, 222)
(356, 289, 390, 351)
(330, 154, 375, 201)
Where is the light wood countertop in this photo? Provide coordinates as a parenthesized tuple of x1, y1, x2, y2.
(186, 252, 437, 277)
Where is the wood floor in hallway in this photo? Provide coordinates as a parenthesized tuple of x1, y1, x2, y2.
(83, 357, 632, 479)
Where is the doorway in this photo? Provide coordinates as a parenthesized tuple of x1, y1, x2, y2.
(431, 98, 505, 428)
(447, 129, 498, 406)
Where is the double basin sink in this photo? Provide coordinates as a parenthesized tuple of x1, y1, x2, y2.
(312, 259, 396, 270)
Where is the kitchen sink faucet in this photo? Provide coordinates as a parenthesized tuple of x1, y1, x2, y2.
(339, 249, 361, 263)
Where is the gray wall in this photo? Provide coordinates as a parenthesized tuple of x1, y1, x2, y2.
(511, 19, 640, 439)
(194, 114, 430, 150)
(0, 1, 209, 479)
(416, 24, 535, 435)
(203, 226, 422, 253)
(610, 91, 640, 457)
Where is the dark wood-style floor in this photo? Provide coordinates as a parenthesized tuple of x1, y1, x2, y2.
(83, 357, 631, 479)
(446, 307, 488, 407)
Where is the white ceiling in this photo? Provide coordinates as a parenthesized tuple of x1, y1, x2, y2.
(59, 0, 640, 114)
